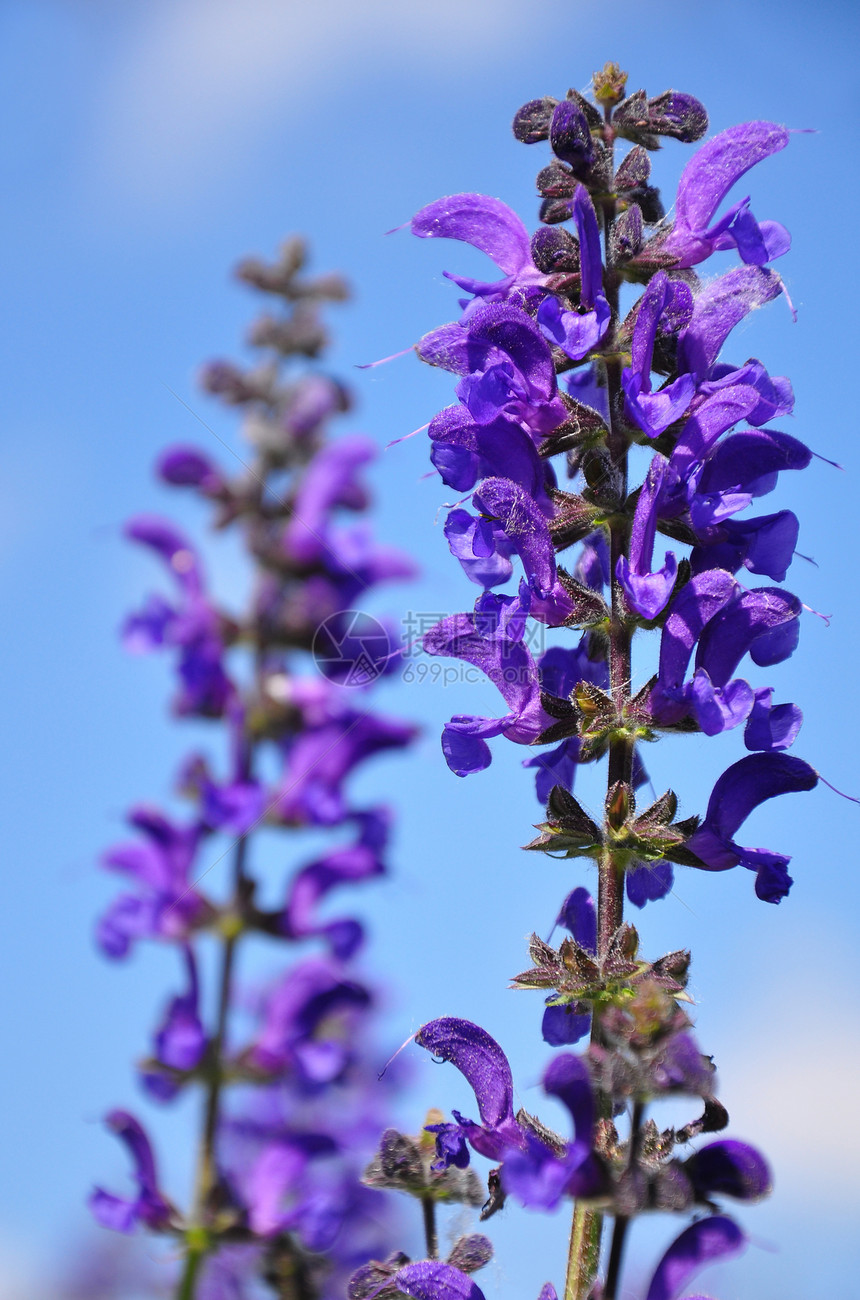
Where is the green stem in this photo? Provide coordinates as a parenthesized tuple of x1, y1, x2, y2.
(176, 1245, 205, 1300)
(564, 1206, 602, 1300)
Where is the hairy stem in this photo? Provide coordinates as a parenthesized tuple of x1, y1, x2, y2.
(564, 1205, 602, 1300)
(422, 1196, 439, 1260)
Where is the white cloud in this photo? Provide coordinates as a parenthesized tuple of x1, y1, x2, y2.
(87, 0, 553, 202)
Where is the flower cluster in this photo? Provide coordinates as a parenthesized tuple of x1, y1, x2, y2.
(91, 238, 417, 1298)
(350, 63, 822, 1300)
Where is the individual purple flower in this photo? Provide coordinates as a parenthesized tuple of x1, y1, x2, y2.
(272, 710, 417, 826)
(676, 265, 785, 384)
(444, 508, 515, 589)
(365, 1261, 485, 1300)
(158, 445, 227, 497)
(245, 957, 373, 1084)
(683, 1140, 771, 1203)
(415, 1018, 527, 1167)
(284, 434, 376, 565)
(279, 810, 389, 958)
(537, 187, 610, 360)
(97, 806, 209, 958)
(661, 121, 790, 268)
(622, 272, 696, 437)
(541, 888, 595, 1046)
(122, 515, 234, 717)
(687, 752, 818, 900)
(89, 1111, 173, 1234)
(423, 597, 553, 775)
(411, 193, 549, 310)
(616, 455, 678, 620)
(502, 1052, 605, 1209)
(142, 945, 207, 1101)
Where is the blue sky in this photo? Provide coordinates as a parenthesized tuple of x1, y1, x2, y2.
(1, 1, 858, 1295)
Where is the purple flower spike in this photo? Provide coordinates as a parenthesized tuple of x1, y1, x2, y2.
(687, 752, 818, 900)
(645, 1216, 746, 1300)
(89, 1111, 173, 1234)
(663, 121, 790, 268)
(415, 1018, 524, 1167)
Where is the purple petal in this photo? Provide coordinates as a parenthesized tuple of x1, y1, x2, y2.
(646, 1216, 746, 1300)
(685, 1140, 772, 1201)
(412, 194, 534, 277)
(415, 1018, 515, 1130)
(382, 1262, 485, 1300)
(677, 266, 784, 381)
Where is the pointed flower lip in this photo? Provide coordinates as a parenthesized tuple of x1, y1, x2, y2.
(645, 1215, 746, 1300)
(89, 1110, 173, 1234)
(415, 1018, 526, 1167)
(684, 1139, 772, 1202)
(677, 265, 784, 382)
(622, 272, 695, 438)
(616, 455, 678, 620)
(536, 187, 610, 361)
(663, 120, 790, 268)
(411, 194, 546, 306)
(687, 752, 818, 900)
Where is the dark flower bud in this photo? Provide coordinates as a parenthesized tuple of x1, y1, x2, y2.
(348, 1254, 411, 1300)
(447, 1235, 493, 1273)
(606, 780, 633, 829)
(614, 144, 651, 191)
(648, 91, 708, 142)
(610, 204, 643, 262)
(531, 227, 580, 274)
(634, 184, 665, 223)
(614, 1167, 648, 1215)
(676, 1097, 730, 1143)
(539, 196, 574, 226)
(513, 97, 559, 143)
(592, 61, 628, 107)
(566, 86, 603, 130)
(613, 90, 659, 149)
(550, 101, 594, 169)
(537, 161, 576, 198)
(685, 1140, 772, 1202)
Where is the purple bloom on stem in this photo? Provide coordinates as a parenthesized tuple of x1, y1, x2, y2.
(616, 455, 678, 620)
(684, 1140, 771, 1202)
(89, 1111, 173, 1234)
(415, 1018, 526, 1167)
(97, 806, 208, 957)
(284, 434, 376, 564)
(622, 272, 696, 437)
(662, 121, 790, 268)
(158, 445, 227, 496)
(279, 810, 389, 958)
(123, 515, 234, 717)
(444, 508, 515, 589)
(142, 944, 207, 1101)
(687, 752, 818, 900)
(367, 1261, 485, 1300)
(411, 193, 548, 309)
(502, 1053, 604, 1209)
(677, 266, 785, 383)
(247, 957, 372, 1084)
(423, 599, 553, 775)
(645, 1215, 746, 1300)
(537, 188, 610, 360)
